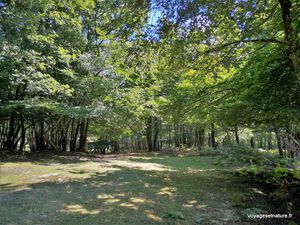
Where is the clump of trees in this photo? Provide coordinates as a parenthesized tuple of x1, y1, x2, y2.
(1, 0, 299, 158)
(0, 0, 149, 153)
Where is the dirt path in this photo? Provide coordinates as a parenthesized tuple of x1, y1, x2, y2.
(0, 154, 270, 224)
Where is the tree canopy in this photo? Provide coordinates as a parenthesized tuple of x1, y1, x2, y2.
(0, 0, 299, 156)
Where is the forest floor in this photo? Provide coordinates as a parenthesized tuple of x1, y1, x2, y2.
(0, 152, 294, 225)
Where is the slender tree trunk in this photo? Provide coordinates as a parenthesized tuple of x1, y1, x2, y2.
(234, 125, 239, 145)
(182, 125, 187, 145)
(186, 126, 191, 148)
(5, 113, 18, 151)
(19, 115, 26, 152)
(195, 127, 205, 149)
(79, 119, 89, 151)
(274, 128, 284, 157)
(39, 121, 45, 151)
(146, 117, 159, 152)
(267, 131, 273, 149)
(168, 125, 171, 148)
(250, 137, 255, 148)
(211, 123, 216, 148)
(174, 123, 179, 147)
(258, 137, 263, 148)
(70, 119, 80, 151)
(146, 117, 153, 151)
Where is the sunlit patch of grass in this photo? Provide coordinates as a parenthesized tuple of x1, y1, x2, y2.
(0, 161, 121, 190)
(144, 210, 162, 222)
(60, 204, 101, 215)
(183, 199, 198, 208)
(130, 197, 147, 204)
(156, 186, 177, 197)
(129, 155, 217, 172)
(0, 154, 266, 225)
(119, 202, 139, 210)
(104, 159, 173, 171)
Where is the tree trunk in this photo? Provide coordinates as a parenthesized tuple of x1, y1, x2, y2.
(234, 125, 239, 145)
(168, 125, 172, 148)
(174, 123, 180, 147)
(211, 123, 217, 148)
(279, 0, 300, 79)
(267, 131, 273, 149)
(186, 126, 192, 148)
(146, 117, 159, 152)
(182, 125, 187, 145)
(250, 137, 255, 148)
(258, 137, 263, 148)
(78, 119, 89, 152)
(70, 119, 80, 152)
(18, 115, 26, 152)
(274, 128, 284, 157)
(195, 127, 205, 149)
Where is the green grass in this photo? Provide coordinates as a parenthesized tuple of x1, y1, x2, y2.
(0, 153, 290, 225)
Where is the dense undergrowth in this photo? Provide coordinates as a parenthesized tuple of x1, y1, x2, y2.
(203, 145, 300, 224)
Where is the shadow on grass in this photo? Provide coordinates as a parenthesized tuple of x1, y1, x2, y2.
(0, 158, 243, 225)
(1, 155, 296, 225)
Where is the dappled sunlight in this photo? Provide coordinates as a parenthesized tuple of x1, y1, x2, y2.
(130, 197, 155, 206)
(38, 173, 60, 178)
(102, 159, 174, 171)
(183, 200, 207, 209)
(120, 202, 139, 210)
(97, 194, 122, 204)
(127, 156, 165, 161)
(60, 204, 100, 215)
(97, 194, 154, 211)
(251, 187, 267, 196)
(89, 181, 113, 188)
(37, 173, 71, 183)
(0, 183, 32, 191)
(183, 199, 198, 208)
(130, 197, 146, 203)
(66, 162, 121, 175)
(156, 186, 177, 197)
(104, 198, 121, 204)
(1, 154, 271, 225)
(144, 210, 162, 222)
(187, 168, 216, 173)
(1, 160, 122, 189)
(97, 193, 115, 199)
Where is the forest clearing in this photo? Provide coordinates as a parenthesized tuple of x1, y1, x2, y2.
(1, 152, 298, 225)
(0, 0, 300, 224)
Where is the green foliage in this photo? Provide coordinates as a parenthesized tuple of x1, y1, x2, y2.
(1, 0, 300, 156)
(163, 211, 185, 220)
(229, 192, 246, 207)
(242, 207, 265, 216)
(216, 145, 269, 166)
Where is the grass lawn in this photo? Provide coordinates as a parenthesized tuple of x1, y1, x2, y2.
(0, 153, 290, 225)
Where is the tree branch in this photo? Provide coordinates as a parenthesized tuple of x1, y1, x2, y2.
(204, 38, 286, 54)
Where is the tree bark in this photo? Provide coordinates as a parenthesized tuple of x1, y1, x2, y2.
(279, 0, 300, 79)
(267, 131, 273, 149)
(146, 117, 159, 152)
(174, 123, 180, 147)
(211, 123, 217, 148)
(78, 119, 89, 151)
(234, 125, 240, 145)
(18, 115, 26, 152)
(274, 128, 284, 156)
(250, 137, 255, 148)
(195, 127, 205, 149)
